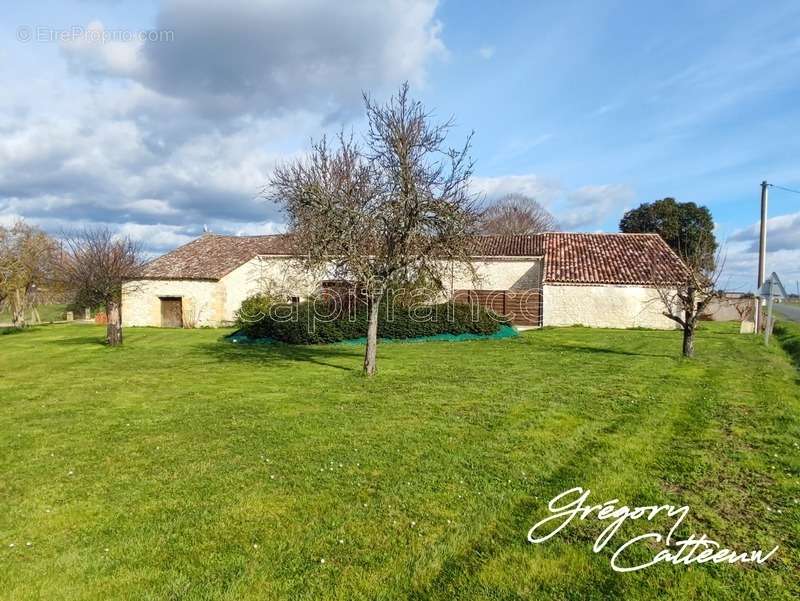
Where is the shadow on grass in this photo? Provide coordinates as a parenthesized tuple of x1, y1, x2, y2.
(556, 343, 675, 359)
(44, 335, 109, 346)
(196, 339, 363, 373)
(1, 327, 30, 336)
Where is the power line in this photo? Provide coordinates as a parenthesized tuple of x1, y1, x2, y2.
(768, 183, 800, 195)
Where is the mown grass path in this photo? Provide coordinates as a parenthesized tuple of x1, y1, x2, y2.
(1, 323, 798, 600)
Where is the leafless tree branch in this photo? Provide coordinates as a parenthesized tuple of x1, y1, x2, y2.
(268, 83, 480, 374)
(652, 234, 725, 357)
(59, 227, 144, 346)
(480, 193, 558, 235)
(0, 221, 59, 327)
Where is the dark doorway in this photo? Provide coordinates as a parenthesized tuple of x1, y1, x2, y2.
(160, 297, 183, 328)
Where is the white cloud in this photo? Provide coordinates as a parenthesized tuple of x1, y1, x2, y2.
(121, 199, 180, 217)
(721, 210, 800, 291)
(478, 45, 495, 60)
(1, 1, 449, 254)
(0, 212, 24, 227)
(61, 0, 446, 120)
(227, 221, 285, 237)
(589, 103, 618, 117)
(0, 106, 312, 239)
(61, 21, 147, 79)
(472, 174, 563, 206)
(115, 223, 197, 253)
(730, 210, 800, 253)
(471, 175, 634, 230)
(720, 243, 800, 292)
(560, 184, 635, 229)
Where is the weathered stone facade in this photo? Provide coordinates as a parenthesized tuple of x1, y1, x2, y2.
(121, 279, 224, 327)
(219, 256, 320, 321)
(450, 259, 542, 291)
(542, 284, 677, 329)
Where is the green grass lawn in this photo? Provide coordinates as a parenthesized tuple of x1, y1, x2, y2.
(1, 323, 798, 600)
(0, 303, 67, 324)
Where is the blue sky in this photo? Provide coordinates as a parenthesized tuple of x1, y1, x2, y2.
(1, 0, 799, 291)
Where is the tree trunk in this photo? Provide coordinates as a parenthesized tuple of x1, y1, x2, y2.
(107, 300, 123, 346)
(363, 296, 381, 376)
(682, 324, 694, 358)
(12, 288, 25, 328)
(681, 285, 696, 358)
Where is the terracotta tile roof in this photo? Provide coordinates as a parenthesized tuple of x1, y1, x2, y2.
(469, 235, 546, 257)
(141, 234, 293, 280)
(140, 232, 686, 286)
(542, 232, 687, 285)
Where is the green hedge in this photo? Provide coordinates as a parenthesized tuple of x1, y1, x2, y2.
(235, 296, 509, 344)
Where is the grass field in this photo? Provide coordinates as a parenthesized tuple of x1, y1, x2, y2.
(1, 323, 798, 600)
(0, 303, 67, 324)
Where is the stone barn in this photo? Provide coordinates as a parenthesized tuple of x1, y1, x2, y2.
(122, 232, 685, 329)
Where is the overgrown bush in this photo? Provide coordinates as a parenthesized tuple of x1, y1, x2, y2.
(235, 294, 278, 325)
(236, 297, 509, 344)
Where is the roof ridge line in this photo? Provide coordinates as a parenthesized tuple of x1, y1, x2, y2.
(546, 231, 661, 236)
(205, 233, 288, 239)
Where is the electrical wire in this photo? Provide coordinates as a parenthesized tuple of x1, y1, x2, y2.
(768, 183, 800, 195)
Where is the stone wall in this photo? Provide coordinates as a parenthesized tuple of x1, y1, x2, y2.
(450, 259, 542, 291)
(123, 259, 678, 331)
(121, 279, 224, 327)
(702, 296, 754, 322)
(220, 257, 322, 322)
(224, 258, 544, 321)
(542, 284, 678, 329)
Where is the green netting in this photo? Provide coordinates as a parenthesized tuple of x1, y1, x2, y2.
(226, 332, 277, 345)
(226, 324, 518, 346)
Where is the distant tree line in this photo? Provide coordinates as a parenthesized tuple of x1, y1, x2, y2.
(0, 221, 142, 345)
(0, 222, 59, 327)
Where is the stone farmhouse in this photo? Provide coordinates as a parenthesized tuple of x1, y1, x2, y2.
(122, 232, 686, 329)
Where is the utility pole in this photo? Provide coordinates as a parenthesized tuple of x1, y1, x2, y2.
(756, 181, 768, 331)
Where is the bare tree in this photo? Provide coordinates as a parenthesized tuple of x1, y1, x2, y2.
(60, 228, 143, 346)
(654, 244, 723, 358)
(480, 193, 557, 235)
(732, 296, 755, 322)
(269, 83, 480, 375)
(0, 221, 58, 328)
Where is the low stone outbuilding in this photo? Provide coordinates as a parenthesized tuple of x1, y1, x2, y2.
(122, 232, 685, 329)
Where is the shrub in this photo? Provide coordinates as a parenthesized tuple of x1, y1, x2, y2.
(236, 297, 509, 344)
(235, 293, 284, 325)
(1, 327, 27, 335)
(236, 295, 268, 325)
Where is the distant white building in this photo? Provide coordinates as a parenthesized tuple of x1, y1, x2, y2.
(122, 232, 686, 329)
